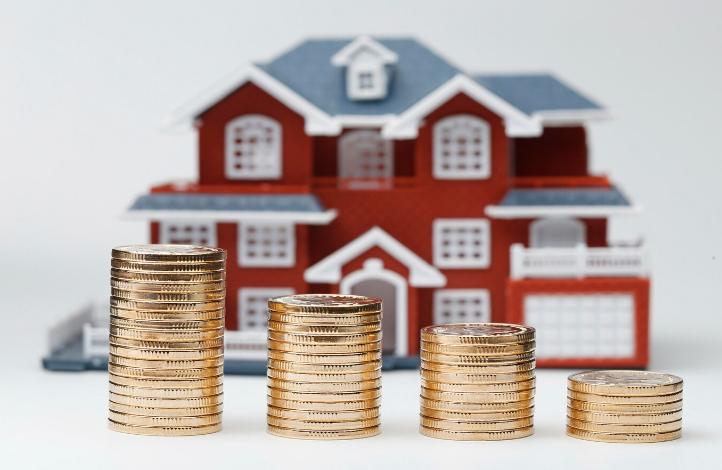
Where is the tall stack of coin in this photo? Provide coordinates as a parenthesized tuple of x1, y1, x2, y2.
(266, 294, 382, 440)
(419, 323, 536, 440)
(567, 370, 683, 443)
(108, 245, 226, 436)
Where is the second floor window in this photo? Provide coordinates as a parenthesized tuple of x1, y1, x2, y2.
(338, 130, 393, 189)
(433, 114, 491, 180)
(433, 218, 491, 268)
(159, 221, 216, 246)
(239, 222, 295, 267)
(225, 114, 282, 180)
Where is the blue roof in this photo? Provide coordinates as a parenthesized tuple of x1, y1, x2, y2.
(498, 187, 630, 207)
(129, 194, 328, 213)
(474, 74, 603, 114)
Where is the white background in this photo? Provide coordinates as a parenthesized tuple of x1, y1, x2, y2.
(1, 1, 720, 468)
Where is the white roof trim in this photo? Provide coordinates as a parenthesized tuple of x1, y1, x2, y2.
(334, 114, 395, 128)
(535, 109, 612, 125)
(382, 74, 543, 139)
(485, 205, 642, 219)
(124, 209, 338, 225)
(166, 64, 340, 135)
(331, 36, 399, 66)
(304, 226, 446, 287)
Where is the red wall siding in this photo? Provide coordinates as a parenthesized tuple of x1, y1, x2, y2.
(513, 126, 588, 176)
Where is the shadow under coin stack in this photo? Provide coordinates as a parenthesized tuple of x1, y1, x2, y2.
(266, 294, 382, 440)
(419, 323, 536, 440)
(567, 370, 683, 443)
(108, 245, 226, 436)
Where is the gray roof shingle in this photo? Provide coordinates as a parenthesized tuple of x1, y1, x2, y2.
(499, 187, 630, 207)
(129, 194, 328, 213)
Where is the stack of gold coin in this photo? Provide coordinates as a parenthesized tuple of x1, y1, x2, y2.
(567, 370, 683, 443)
(266, 294, 382, 440)
(419, 323, 536, 440)
(108, 245, 226, 436)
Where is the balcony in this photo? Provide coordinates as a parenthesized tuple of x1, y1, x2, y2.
(510, 243, 648, 279)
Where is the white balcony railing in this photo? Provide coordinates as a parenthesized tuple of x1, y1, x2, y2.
(510, 243, 648, 279)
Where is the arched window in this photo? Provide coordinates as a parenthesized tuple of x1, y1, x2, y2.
(530, 218, 586, 248)
(338, 130, 393, 189)
(225, 114, 281, 179)
(433, 114, 491, 179)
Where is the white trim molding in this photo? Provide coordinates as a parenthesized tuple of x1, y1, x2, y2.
(125, 209, 337, 225)
(304, 226, 446, 287)
(331, 36, 399, 66)
(534, 109, 612, 126)
(486, 205, 642, 219)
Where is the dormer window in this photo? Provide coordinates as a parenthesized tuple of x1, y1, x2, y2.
(331, 36, 398, 102)
(358, 71, 375, 89)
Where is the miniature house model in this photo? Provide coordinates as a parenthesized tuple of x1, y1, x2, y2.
(121, 36, 650, 370)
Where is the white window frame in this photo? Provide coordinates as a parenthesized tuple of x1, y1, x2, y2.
(159, 221, 216, 247)
(238, 287, 294, 331)
(433, 289, 491, 324)
(433, 218, 491, 268)
(225, 114, 282, 180)
(338, 130, 394, 182)
(238, 222, 295, 267)
(433, 114, 491, 180)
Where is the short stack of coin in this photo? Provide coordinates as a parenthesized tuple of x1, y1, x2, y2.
(266, 294, 382, 440)
(419, 323, 536, 440)
(567, 370, 683, 443)
(108, 245, 226, 436)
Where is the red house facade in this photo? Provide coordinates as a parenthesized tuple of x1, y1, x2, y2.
(129, 36, 650, 368)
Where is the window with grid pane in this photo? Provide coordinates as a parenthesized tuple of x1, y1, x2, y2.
(159, 222, 216, 246)
(433, 289, 491, 324)
(433, 219, 491, 268)
(433, 114, 491, 179)
(338, 130, 393, 187)
(239, 222, 295, 267)
(225, 114, 281, 179)
(238, 288, 294, 331)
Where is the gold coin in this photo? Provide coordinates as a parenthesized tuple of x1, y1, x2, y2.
(111, 268, 225, 283)
(267, 368, 381, 383)
(567, 389, 683, 404)
(267, 331, 382, 345)
(267, 350, 381, 364)
(267, 424, 379, 440)
(111, 277, 225, 293)
(568, 371, 683, 396)
(567, 418, 682, 434)
(109, 419, 221, 436)
(267, 387, 382, 402)
(109, 410, 222, 427)
(420, 416, 533, 431)
(567, 398, 683, 414)
(420, 397, 534, 413)
(267, 340, 381, 354)
(109, 335, 224, 350)
(111, 258, 225, 273)
(420, 425, 533, 441)
(109, 345, 224, 361)
(421, 359, 536, 374)
(267, 406, 379, 421)
(110, 314, 224, 328)
(109, 382, 223, 399)
(268, 294, 381, 314)
(268, 312, 381, 327)
(566, 426, 681, 443)
(267, 415, 380, 431)
(421, 323, 535, 345)
(420, 350, 535, 365)
(420, 368, 534, 384)
(112, 245, 225, 263)
(267, 377, 381, 393)
(108, 391, 223, 408)
(110, 287, 225, 302)
(421, 341, 535, 356)
(421, 406, 534, 421)
(110, 297, 225, 312)
(109, 325, 224, 342)
(267, 359, 380, 374)
(108, 363, 224, 379)
(567, 408, 683, 424)
(420, 378, 535, 393)
(109, 401, 223, 417)
(109, 373, 222, 389)
(109, 355, 223, 369)
(421, 387, 534, 403)
(268, 321, 381, 335)
(267, 396, 381, 412)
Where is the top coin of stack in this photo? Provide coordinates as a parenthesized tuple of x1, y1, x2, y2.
(266, 294, 382, 440)
(567, 370, 683, 443)
(419, 323, 536, 441)
(108, 245, 226, 436)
